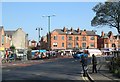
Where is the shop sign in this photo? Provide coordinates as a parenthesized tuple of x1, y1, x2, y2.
(0, 47, 5, 51)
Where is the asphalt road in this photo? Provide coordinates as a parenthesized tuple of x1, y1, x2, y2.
(2, 58, 89, 81)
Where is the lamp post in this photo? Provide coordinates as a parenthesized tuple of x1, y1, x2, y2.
(42, 14, 56, 50)
(36, 27, 43, 49)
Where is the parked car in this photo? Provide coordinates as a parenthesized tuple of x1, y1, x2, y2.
(41, 52, 46, 59)
(72, 51, 83, 59)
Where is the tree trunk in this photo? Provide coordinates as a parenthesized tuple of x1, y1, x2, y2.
(117, 20, 120, 34)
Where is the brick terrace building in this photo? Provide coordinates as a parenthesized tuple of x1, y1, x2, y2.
(48, 27, 98, 50)
(114, 34, 120, 50)
(97, 31, 119, 51)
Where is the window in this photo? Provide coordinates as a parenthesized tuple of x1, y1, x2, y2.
(76, 37, 79, 41)
(62, 36, 64, 40)
(68, 36, 72, 40)
(53, 42, 57, 47)
(118, 44, 120, 47)
(2, 35, 4, 45)
(62, 43, 64, 47)
(110, 38, 113, 42)
(76, 42, 79, 48)
(82, 43, 86, 48)
(105, 43, 108, 48)
(101, 44, 103, 48)
(112, 44, 116, 47)
(90, 43, 94, 47)
(82, 36, 86, 41)
(54, 36, 57, 40)
(68, 43, 72, 48)
(90, 36, 95, 40)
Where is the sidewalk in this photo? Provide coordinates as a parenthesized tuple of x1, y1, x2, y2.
(87, 61, 120, 82)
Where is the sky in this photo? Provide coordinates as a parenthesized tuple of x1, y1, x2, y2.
(1, 1, 119, 41)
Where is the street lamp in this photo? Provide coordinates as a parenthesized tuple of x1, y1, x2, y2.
(42, 14, 55, 33)
(36, 27, 43, 49)
(42, 14, 56, 50)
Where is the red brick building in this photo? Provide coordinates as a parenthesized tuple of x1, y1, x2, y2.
(48, 27, 98, 50)
(97, 31, 118, 51)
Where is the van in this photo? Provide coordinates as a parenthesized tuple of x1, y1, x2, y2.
(85, 49, 102, 57)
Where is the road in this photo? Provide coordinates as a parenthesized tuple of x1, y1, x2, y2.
(2, 57, 90, 81)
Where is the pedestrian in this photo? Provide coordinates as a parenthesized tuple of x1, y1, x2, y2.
(81, 54, 88, 77)
(92, 54, 97, 73)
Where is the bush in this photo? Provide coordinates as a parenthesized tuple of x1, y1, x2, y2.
(108, 57, 120, 72)
(118, 68, 120, 77)
(116, 58, 120, 66)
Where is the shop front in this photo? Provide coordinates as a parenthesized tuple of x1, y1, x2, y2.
(0, 47, 5, 58)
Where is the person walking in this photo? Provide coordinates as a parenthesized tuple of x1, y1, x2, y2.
(92, 54, 97, 73)
(81, 54, 88, 77)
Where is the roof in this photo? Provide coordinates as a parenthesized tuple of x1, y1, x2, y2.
(52, 29, 96, 36)
(0, 26, 3, 31)
(4, 31, 16, 36)
(31, 40, 36, 43)
(101, 33, 109, 38)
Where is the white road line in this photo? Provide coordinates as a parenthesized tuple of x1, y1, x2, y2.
(81, 69, 90, 82)
(87, 73, 94, 81)
(82, 75, 86, 81)
(82, 76, 90, 82)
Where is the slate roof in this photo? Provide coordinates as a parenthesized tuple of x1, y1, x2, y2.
(0, 26, 3, 31)
(52, 29, 96, 36)
(4, 31, 16, 36)
(102, 33, 109, 38)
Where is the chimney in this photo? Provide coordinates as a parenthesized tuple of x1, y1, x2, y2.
(77, 27, 80, 33)
(63, 27, 66, 32)
(70, 27, 73, 32)
(101, 31, 104, 37)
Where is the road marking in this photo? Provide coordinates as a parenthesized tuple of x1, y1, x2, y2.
(87, 73, 94, 81)
(81, 70, 90, 82)
(82, 75, 90, 82)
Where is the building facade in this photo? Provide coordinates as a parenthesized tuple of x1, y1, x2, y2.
(98, 31, 118, 51)
(12, 28, 28, 49)
(0, 26, 5, 55)
(1, 27, 29, 51)
(114, 34, 120, 50)
(49, 27, 98, 50)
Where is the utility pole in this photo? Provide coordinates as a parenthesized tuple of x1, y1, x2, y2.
(36, 27, 43, 50)
(42, 14, 55, 51)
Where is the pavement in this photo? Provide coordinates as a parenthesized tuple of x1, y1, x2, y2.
(87, 61, 120, 82)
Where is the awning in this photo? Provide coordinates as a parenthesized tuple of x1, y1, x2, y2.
(39, 50, 47, 53)
(0, 47, 5, 51)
